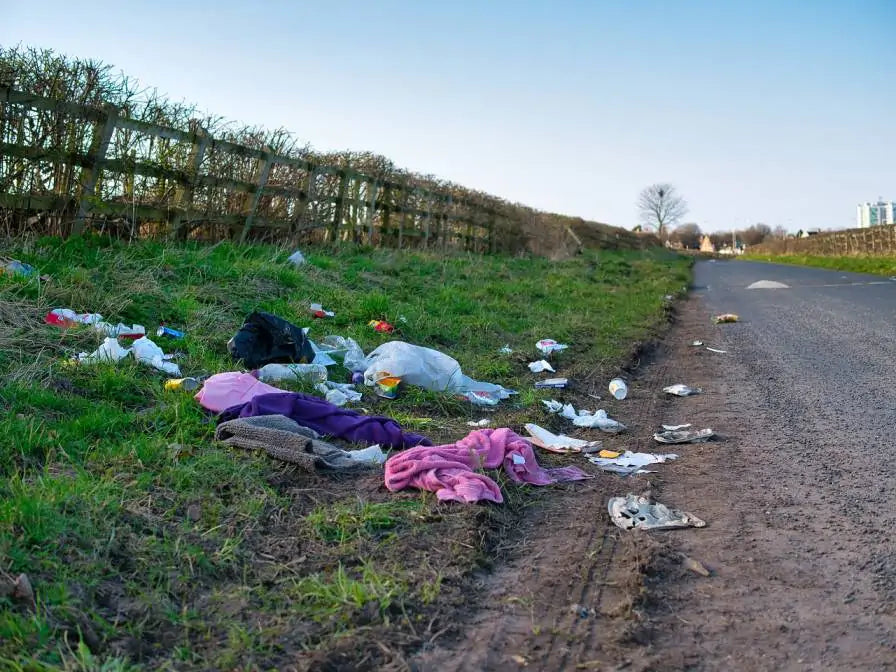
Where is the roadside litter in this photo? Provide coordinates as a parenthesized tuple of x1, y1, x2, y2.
(287, 250, 306, 266)
(467, 418, 491, 427)
(310, 303, 334, 319)
(536, 339, 568, 355)
(528, 359, 555, 373)
(215, 415, 383, 470)
(588, 450, 677, 476)
(315, 381, 363, 406)
(608, 377, 628, 400)
(705, 347, 727, 354)
(542, 400, 626, 433)
(76, 336, 181, 376)
(46, 308, 145, 339)
(525, 423, 602, 454)
(228, 311, 315, 369)
(361, 341, 514, 406)
(195, 372, 286, 413)
(257, 363, 328, 384)
(689, 340, 704, 347)
(384, 428, 590, 504)
(713, 314, 739, 324)
(314, 335, 366, 371)
(662, 423, 691, 431)
(499, 345, 513, 354)
(369, 320, 395, 333)
(218, 391, 431, 449)
(653, 428, 714, 444)
(683, 556, 711, 577)
(3, 259, 38, 278)
(535, 377, 568, 389)
(664, 384, 702, 396)
(608, 494, 706, 531)
(165, 377, 199, 391)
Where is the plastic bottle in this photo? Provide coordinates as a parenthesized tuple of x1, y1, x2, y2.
(608, 378, 628, 400)
(257, 363, 328, 384)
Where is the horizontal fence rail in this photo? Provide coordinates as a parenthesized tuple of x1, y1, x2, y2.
(0, 85, 652, 255)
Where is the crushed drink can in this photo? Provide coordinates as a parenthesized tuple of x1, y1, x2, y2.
(156, 326, 185, 339)
(164, 377, 199, 391)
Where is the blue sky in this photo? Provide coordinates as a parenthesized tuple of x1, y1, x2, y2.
(4, 0, 895, 232)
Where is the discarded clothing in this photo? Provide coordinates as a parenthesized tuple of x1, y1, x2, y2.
(384, 428, 590, 503)
(215, 415, 382, 471)
(219, 392, 431, 449)
(608, 494, 706, 531)
(228, 311, 315, 369)
(195, 372, 286, 413)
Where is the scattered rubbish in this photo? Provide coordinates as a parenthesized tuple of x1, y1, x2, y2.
(705, 347, 727, 354)
(215, 415, 383, 471)
(653, 428, 715, 444)
(747, 280, 789, 289)
(467, 418, 491, 427)
(510, 654, 529, 666)
(384, 428, 590, 503)
(310, 302, 335, 318)
(608, 494, 706, 531)
(589, 450, 677, 475)
(662, 423, 692, 431)
(369, 319, 395, 333)
(76, 337, 131, 365)
(165, 377, 199, 392)
(541, 399, 563, 413)
(3, 259, 38, 277)
(528, 359, 555, 373)
(559, 404, 626, 433)
(287, 250, 306, 266)
(374, 375, 401, 399)
(156, 326, 185, 339)
(195, 372, 286, 413)
(361, 341, 514, 406)
(598, 449, 621, 458)
(228, 311, 315, 369)
(219, 391, 432, 449)
(608, 377, 628, 400)
(131, 337, 182, 375)
(713, 313, 739, 324)
(536, 339, 568, 355)
(524, 423, 601, 454)
(688, 340, 704, 347)
(316, 381, 362, 406)
(316, 335, 366, 371)
(664, 384, 702, 396)
(499, 345, 513, 354)
(663, 294, 674, 301)
(683, 556, 711, 577)
(534, 377, 568, 389)
(46, 308, 103, 327)
(98, 323, 145, 339)
(257, 362, 328, 384)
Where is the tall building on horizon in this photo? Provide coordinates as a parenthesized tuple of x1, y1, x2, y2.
(857, 199, 895, 228)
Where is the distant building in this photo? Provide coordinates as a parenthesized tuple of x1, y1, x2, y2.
(857, 200, 895, 228)
(699, 235, 715, 253)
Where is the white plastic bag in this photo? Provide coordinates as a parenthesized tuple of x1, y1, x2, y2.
(257, 363, 328, 383)
(131, 337, 181, 376)
(528, 359, 555, 373)
(77, 337, 131, 364)
(318, 335, 367, 371)
(288, 250, 306, 266)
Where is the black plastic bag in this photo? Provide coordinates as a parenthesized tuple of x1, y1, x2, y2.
(227, 311, 315, 369)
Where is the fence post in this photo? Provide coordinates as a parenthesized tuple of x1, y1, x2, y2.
(381, 185, 392, 244)
(171, 126, 210, 240)
(73, 103, 118, 235)
(366, 179, 378, 245)
(240, 147, 274, 243)
(329, 169, 349, 241)
(423, 191, 432, 248)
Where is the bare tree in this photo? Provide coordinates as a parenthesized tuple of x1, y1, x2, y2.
(772, 225, 787, 239)
(670, 222, 702, 249)
(637, 184, 688, 238)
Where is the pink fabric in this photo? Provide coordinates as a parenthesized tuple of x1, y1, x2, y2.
(194, 372, 286, 413)
(385, 428, 590, 503)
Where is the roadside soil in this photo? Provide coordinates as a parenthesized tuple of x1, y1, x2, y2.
(412, 295, 896, 671)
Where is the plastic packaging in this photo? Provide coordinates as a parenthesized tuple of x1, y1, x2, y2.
(288, 250, 306, 266)
(131, 337, 181, 376)
(257, 363, 328, 384)
(608, 378, 628, 400)
(76, 337, 131, 365)
(165, 377, 199, 391)
(536, 339, 568, 355)
(529, 360, 555, 373)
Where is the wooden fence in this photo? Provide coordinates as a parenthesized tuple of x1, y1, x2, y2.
(751, 225, 896, 257)
(0, 86, 542, 253)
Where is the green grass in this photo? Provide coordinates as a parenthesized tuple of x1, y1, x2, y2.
(0, 235, 690, 670)
(742, 253, 896, 276)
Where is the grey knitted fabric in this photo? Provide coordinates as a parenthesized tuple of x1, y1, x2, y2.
(214, 414, 374, 471)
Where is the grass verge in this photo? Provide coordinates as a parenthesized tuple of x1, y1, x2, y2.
(742, 253, 896, 276)
(0, 235, 690, 670)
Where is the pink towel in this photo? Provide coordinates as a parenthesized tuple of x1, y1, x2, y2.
(385, 428, 590, 503)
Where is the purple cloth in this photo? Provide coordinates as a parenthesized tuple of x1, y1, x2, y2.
(219, 392, 431, 449)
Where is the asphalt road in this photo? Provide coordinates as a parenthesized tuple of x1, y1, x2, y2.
(643, 259, 896, 671)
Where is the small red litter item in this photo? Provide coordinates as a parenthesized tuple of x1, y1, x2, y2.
(310, 303, 335, 319)
(369, 320, 395, 333)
